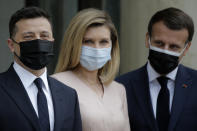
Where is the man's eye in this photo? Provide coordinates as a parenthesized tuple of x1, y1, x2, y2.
(170, 45, 180, 51)
(24, 35, 33, 39)
(41, 34, 50, 38)
(155, 41, 163, 45)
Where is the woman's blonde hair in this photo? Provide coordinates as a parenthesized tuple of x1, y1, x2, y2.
(55, 8, 120, 85)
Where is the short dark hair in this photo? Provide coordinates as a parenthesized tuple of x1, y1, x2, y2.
(148, 7, 194, 42)
(9, 6, 51, 38)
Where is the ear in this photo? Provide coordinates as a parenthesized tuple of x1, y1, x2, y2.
(183, 42, 191, 56)
(7, 38, 15, 52)
(145, 32, 150, 48)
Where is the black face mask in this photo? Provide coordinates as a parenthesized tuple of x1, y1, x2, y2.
(13, 39, 54, 70)
(148, 49, 179, 74)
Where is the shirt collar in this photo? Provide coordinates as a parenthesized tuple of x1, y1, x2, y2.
(147, 61, 178, 82)
(13, 61, 49, 91)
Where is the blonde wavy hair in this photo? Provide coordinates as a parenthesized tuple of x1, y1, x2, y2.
(55, 8, 120, 85)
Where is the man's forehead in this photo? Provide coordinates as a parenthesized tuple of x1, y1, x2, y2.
(21, 31, 51, 35)
(16, 17, 51, 27)
(15, 18, 52, 33)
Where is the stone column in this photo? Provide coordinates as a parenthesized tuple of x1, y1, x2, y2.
(0, 0, 24, 73)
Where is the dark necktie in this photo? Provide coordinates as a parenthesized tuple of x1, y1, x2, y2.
(156, 76, 170, 131)
(34, 78, 50, 131)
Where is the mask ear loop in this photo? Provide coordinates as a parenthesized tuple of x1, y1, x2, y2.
(148, 38, 155, 50)
(148, 38, 151, 45)
(178, 41, 189, 64)
(10, 38, 21, 59)
(148, 38, 151, 46)
(179, 41, 189, 55)
(11, 38, 19, 45)
(148, 38, 154, 49)
(148, 38, 154, 65)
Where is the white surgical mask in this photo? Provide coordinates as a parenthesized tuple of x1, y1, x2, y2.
(80, 45, 112, 71)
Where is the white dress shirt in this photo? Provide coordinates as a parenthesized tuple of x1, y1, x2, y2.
(147, 61, 178, 118)
(13, 62, 54, 131)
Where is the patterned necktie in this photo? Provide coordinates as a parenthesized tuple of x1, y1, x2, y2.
(34, 78, 50, 131)
(156, 76, 170, 131)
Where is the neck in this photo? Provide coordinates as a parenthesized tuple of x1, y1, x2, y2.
(14, 57, 45, 77)
(74, 65, 104, 97)
(74, 65, 99, 83)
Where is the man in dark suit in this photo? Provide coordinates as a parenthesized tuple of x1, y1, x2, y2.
(116, 7, 197, 131)
(0, 7, 82, 131)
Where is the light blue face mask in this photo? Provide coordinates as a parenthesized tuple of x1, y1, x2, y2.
(80, 45, 112, 71)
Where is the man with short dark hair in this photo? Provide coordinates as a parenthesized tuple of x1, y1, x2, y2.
(0, 6, 82, 131)
(116, 7, 197, 131)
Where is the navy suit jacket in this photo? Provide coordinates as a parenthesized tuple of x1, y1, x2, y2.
(0, 65, 82, 131)
(116, 64, 197, 131)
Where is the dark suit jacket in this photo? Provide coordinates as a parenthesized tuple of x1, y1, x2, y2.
(0, 65, 82, 131)
(116, 64, 197, 131)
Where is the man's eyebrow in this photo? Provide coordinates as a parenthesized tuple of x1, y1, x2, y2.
(153, 40, 164, 43)
(169, 43, 182, 47)
(22, 32, 34, 35)
(41, 31, 50, 34)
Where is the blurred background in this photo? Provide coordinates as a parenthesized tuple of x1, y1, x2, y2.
(1, 0, 197, 75)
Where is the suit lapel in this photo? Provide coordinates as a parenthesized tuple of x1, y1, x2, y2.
(168, 65, 192, 131)
(2, 65, 40, 130)
(133, 65, 158, 131)
(48, 77, 66, 131)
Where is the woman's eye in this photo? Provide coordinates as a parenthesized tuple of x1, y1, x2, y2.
(100, 40, 108, 45)
(83, 40, 93, 44)
(101, 40, 108, 43)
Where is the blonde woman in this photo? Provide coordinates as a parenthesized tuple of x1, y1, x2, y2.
(52, 8, 130, 131)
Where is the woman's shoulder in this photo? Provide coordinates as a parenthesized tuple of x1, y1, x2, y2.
(51, 71, 75, 84)
(108, 80, 125, 88)
(106, 80, 126, 92)
(106, 81, 127, 99)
